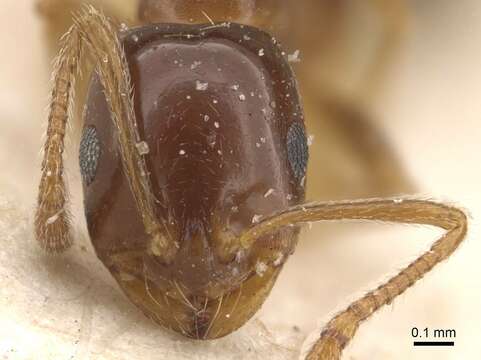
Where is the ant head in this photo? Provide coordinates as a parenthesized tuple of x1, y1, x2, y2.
(80, 22, 307, 338)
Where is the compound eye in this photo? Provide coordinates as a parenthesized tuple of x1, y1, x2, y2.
(286, 122, 308, 181)
(79, 126, 101, 186)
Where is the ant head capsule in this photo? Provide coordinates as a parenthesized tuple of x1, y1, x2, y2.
(81, 22, 307, 339)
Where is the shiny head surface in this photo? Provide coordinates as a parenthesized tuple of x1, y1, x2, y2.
(81, 22, 307, 339)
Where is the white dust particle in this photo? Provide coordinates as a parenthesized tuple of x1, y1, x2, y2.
(214, 121, 220, 128)
(255, 261, 268, 277)
(179, 149, 186, 155)
(394, 199, 404, 204)
(186, 95, 192, 100)
(235, 250, 244, 262)
(136, 141, 150, 155)
(46, 211, 62, 225)
(260, 137, 266, 143)
(239, 94, 246, 101)
(243, 34, 251, 41)
(196, 80, 209, 91)
(203, 114, 210, 122)
(258, 48, 265, 56)
(288, 50, 300, 63)
(307, 135, 315, 146)
(213, 99, 218, 104)
(131, 34, 139, 43)
(273, 252, 284, 267)
(264, 188, 275, 198)
(191, 60, 202, 70)
(252, 214, 262, 224)
(256, 143, 261, 148)
(230, 84, 240, 91)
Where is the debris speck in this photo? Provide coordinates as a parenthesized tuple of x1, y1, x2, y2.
(252, 214, 262, 224)
(214, 121, 220, 128)
(203, 114, 210, 122)
(136, 141, 150, 155)
(258, 48, 265, 57)
(191, 60, 202, 70)
(264, 188, 275, 198)
(288, 50, 301, 63)
(243, 34, 251, 41)
(235, 250, 244, 262)
(307, 134, 315, 146)
(394, 199, 404, 204)
(230, 84, 240, 91)
(255, 261, 268, 277)
(213, 99, 218, 104)
(179, 149, 186, 155)
(273, 252, 284, 266)
(239, 94, 246, 101)
(46, 211, 62, 225)
(186, 95, 192, 100)
(131, 34, 139, 43)
(196, 80, 209, 91)
(119, 23, 129, 32)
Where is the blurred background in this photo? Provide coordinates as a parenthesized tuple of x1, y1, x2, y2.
(0, 0, 480, 359)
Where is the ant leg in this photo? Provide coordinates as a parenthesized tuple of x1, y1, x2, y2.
(360, 0, 409, 103)
(307, 97, 415, 199)
(240, 198, 467, 360)
(35, 6, 176, 261)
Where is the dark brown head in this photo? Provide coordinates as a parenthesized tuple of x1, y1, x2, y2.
(80, 22, 308, 339)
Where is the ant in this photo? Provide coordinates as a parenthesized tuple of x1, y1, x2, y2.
(34, 2, 467, 360)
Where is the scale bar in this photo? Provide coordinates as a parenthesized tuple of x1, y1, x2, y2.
(413, 341, 454, 347)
